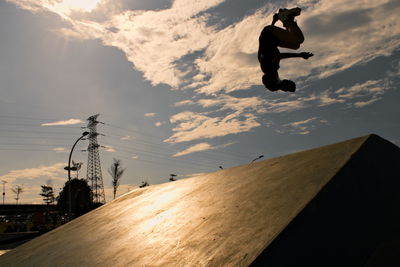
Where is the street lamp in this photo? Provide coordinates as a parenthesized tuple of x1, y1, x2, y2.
(64, 131, 89, 220)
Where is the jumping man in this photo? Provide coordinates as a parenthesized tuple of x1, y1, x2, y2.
(258, 8, 313, 92)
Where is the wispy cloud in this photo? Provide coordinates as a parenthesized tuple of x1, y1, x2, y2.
(315, 79, 388, 108)
(8, 0, 399, 94)
(41, 118, 83, 126)
(173, 142, 234, 157)
(52, 147, 67, 153)
(282, 117, 329, 135)
(165, 111, 260, 143)
(120, 135, 133, 141)
(7, 0, 400, 145)
(144, 112, 157, 118)
(175, 100, 195, 107)
(103, 145, 116, 152)
(155, 121, 166, 127)
(0, 163, 66, 184)
(166, 94, 267, 143)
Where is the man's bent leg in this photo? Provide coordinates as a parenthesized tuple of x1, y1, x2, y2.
(264, 22, 304, 49)
(283, 21, 304, 48)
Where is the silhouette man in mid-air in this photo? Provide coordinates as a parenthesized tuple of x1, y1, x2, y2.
(258, 7, 313, 93)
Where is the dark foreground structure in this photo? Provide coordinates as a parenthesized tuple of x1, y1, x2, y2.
(0, 134, 399, 266)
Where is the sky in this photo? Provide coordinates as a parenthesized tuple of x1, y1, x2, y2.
(0, 0, 399, 204)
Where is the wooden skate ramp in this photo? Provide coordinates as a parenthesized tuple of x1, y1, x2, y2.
(1, 134, 400, 267)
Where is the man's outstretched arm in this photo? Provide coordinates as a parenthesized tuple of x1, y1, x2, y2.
(279, 52, 313, 60)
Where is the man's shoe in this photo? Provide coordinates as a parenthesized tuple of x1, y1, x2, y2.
(278, 7, 301, 23)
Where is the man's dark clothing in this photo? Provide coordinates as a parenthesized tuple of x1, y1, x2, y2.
(258, 27, 280, 75)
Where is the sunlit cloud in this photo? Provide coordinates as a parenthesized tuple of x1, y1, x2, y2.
(0, 163, 66, 184)
(0, 162, 70, 203)
(52, 147, 67, 153)
(173, 142, 234, 157)
(144, 112, 157, 118)
(120, 135, 133, 141)
(53, 0, 103, 14)
(166, 94, 267, 143)
(103, 145, 116, 152)
(7, 0, 399, 93)
(174, 100, 195, 107)
(155, 121, 166, 127)
(282, 117, 329, 135)
(353, 97, 382, 108)
(165, 111, 260, 143)
(41, 118, 83, 126)
(7, 0, 400, 144)
(197, 94, 267, 113)
(314, 79, 388, 108)
(131, 155, 139, 159)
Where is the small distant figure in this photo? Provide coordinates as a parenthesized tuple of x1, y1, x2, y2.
(258, 8, 313, 93)
(139, 181, 149, 188)
(169, 174, 177, 182)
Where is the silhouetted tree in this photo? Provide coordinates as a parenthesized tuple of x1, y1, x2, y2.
(57, 178, 94, 217)
(40, 185, 55, 205)
(11, 185, 24, 204)
(108, 158, 125, 200)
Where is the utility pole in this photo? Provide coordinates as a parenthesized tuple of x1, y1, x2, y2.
(1, 180, 7, 204)
(84, 114, 106, 204)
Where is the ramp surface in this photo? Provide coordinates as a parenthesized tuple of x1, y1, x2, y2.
(0, 134, 398, 266)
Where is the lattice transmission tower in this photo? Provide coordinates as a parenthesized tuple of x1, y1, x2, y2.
(85, 114, 106, 204)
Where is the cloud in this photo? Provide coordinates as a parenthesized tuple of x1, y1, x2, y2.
(7, 0, 399, 144)
(155, 121, 166, 127)
(103, 145, 116, 152)
(175, 100, 195, 107)
(353, 97, 382, 108)
(120, 135, 133, 141)
(41, 118, 83, 126)
(165, 111, 260, 143)
(52, 147, 67, 153)
(131, 155, 139, 159)
(144, 112, 157, 118)
(165, 94, 267, 143)
(197, 94, 267, 113)
(0, 163, 66, 184)
(315, 79, 388, 108)
(8, 0, 400, 94)
(282, 117, 329, 135)
(173, 141, 234, 157)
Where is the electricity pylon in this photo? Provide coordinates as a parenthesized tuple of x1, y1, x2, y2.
(85, 114, 106, 204)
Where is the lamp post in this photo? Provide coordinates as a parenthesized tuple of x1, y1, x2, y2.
(1, 180, 7, 205)
(65, 131, 89, 220)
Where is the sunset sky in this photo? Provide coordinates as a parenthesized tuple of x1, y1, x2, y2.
(0, 0, 399, 203)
